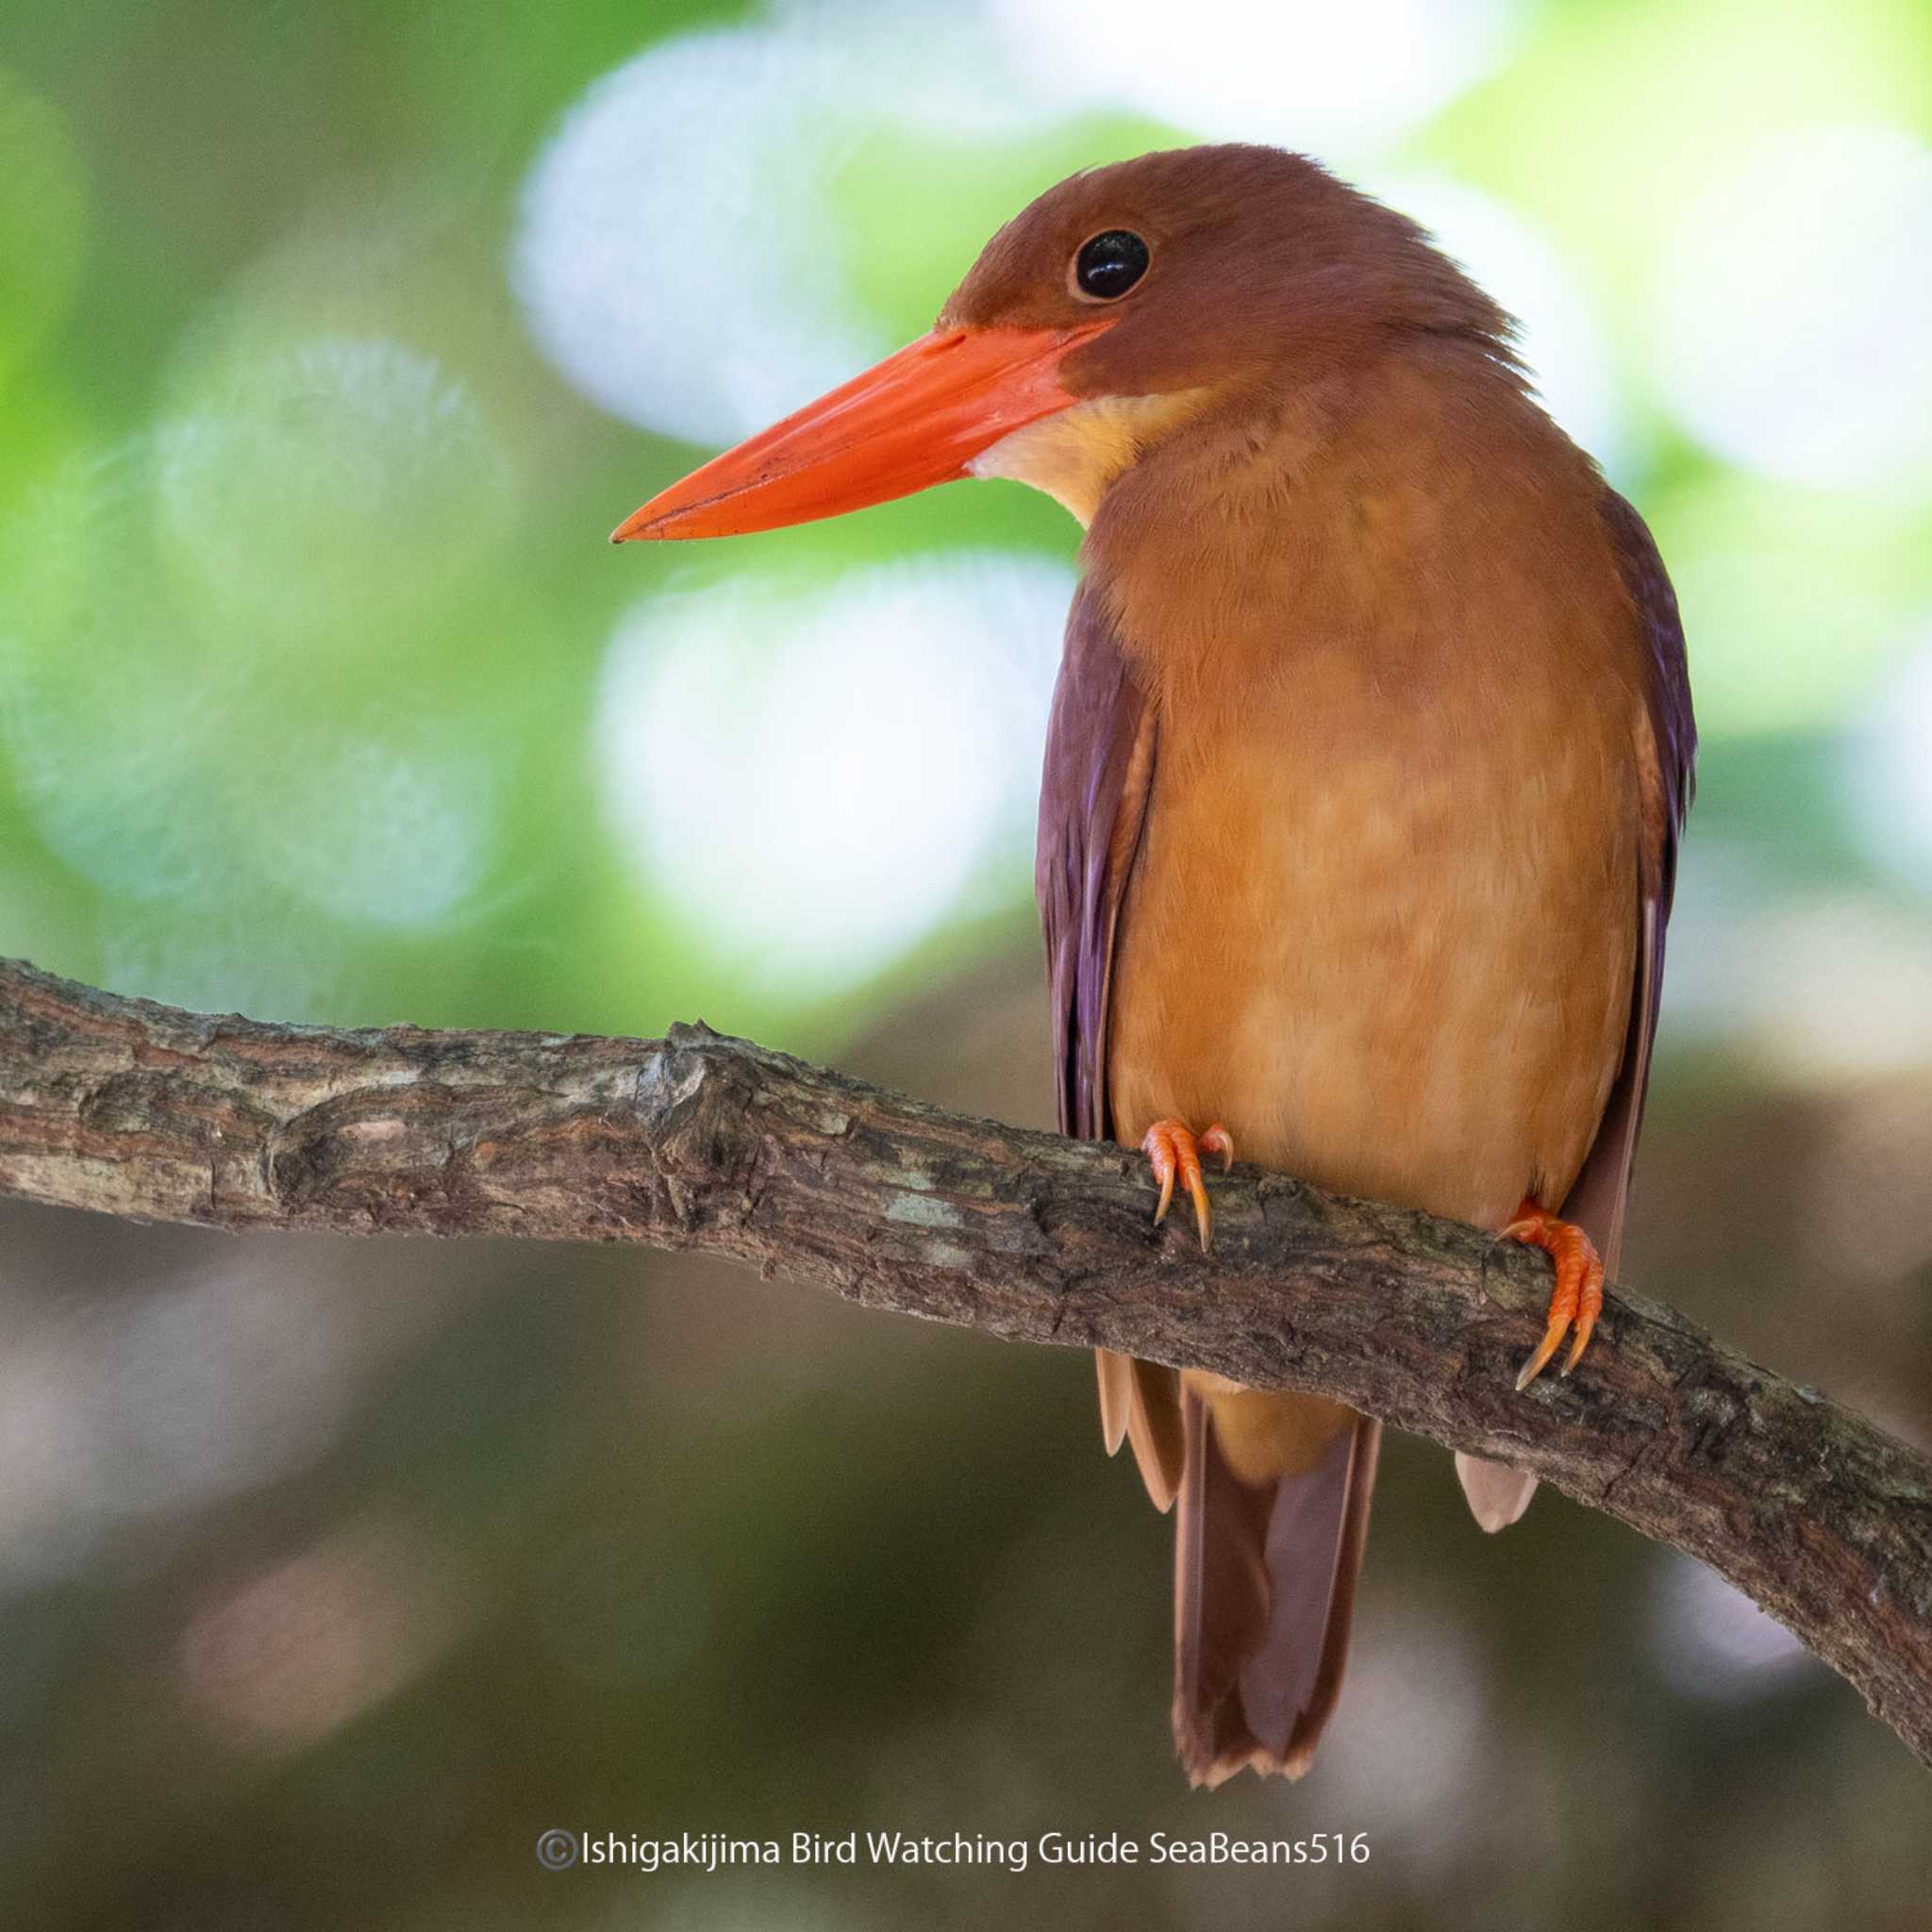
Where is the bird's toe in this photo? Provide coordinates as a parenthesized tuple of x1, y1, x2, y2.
(1140, 1118, 1224, 1251)
(1504, 1197, 1605, 1390)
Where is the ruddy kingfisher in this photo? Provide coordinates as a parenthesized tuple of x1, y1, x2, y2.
(613, 144, 1695, 1786)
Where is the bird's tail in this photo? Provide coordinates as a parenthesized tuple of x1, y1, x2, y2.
(1172, 1381, 1380, 1786)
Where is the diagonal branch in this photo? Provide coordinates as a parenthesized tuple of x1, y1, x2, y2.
(2, 955, 1929, 1762)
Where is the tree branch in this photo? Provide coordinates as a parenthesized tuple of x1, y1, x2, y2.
(2, 955, 1928, 1761)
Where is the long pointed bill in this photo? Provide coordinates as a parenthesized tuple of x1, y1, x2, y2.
(612, 319, 1115, 541)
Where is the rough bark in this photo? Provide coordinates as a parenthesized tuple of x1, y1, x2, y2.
(2, 955, 1929, 1763)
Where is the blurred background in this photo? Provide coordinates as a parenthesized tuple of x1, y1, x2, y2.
(2, 0, 1930, 1925)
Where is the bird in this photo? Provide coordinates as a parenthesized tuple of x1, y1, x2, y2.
(612, 144, 1695, 1787)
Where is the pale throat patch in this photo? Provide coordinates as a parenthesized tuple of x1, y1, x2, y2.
(967, 388, 1216, 526)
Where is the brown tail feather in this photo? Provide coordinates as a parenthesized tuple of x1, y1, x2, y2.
(1173, 1389, 1380, 1786)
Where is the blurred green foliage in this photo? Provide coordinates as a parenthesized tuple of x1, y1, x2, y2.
(4, 0, 1925, 1058)
(2, 3, 1931, 1929)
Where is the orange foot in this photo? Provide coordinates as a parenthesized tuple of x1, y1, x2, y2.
(1505, 1196, 1606, 1390)
(1141, 1118, 1234, 1252)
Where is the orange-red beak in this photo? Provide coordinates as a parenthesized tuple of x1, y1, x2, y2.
(611, 320, 1115, 542)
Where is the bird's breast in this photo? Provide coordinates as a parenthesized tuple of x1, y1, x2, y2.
(1105, 645, 1640, 1233)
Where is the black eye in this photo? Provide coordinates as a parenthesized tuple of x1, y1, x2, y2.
(1074, 229, 1149, 300)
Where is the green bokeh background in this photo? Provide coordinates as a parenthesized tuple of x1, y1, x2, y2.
(2, 3, 1930, 1928)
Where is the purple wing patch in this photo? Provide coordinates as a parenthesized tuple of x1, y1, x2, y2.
(1559, 488, 1698, 1273)
(1036, 580, 1155, 1143)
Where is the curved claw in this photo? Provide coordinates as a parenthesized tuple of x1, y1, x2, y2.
(1140, 1119, 1232, 1252)
(1505, 1197, 1606, 1390)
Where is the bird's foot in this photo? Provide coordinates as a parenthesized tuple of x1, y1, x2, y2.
(1504, 1197, 1605, 1389)
(1140, 1119, 1234, 1252)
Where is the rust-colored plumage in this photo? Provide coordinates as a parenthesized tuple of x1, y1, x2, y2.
(618, 143, 1695, 1786)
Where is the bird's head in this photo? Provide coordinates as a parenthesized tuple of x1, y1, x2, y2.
(614, 143, 1509, 541)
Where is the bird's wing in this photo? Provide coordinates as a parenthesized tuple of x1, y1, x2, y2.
(1038, 578, 1153, 1145)
(1458, 487, 1695, 1534)
(1035, 581, 1182, 1508)
(1559, 487, 1697, 1278)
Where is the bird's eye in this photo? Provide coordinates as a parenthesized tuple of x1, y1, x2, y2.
(1073, 229, 1150, 301)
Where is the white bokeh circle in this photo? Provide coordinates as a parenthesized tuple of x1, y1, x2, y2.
(236, 725, 504, 931)
(156, 334, 513, 635)
(595, 551, 1072, 994)
(1649, 125, 1932, 497)
(1647, 1553, 1811, 1701)
(513, 21, 886, 448)
(988, 0, 1519, 161)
